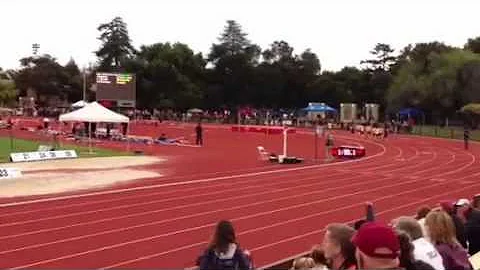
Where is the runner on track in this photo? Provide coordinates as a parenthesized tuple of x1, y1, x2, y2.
(196, 122, 203, 146)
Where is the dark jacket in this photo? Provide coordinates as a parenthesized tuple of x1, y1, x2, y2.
(451, 213, 468, 249)
(465, 209, 480, 255)
(198, 244, 251, 270)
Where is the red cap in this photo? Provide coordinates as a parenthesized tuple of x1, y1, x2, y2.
(352, 222, 400, 259)
(439, 200, 454, 213)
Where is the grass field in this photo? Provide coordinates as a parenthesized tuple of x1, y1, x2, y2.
(0, 137, 130, 163)
(411, 125, 480, 141)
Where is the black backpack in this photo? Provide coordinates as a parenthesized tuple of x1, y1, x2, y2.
(199, 247, 251, 270)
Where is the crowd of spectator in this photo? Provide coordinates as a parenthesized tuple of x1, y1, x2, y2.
(197, 195, 480, 270)
(14, 105, 390, 131)
(109, 107, 301, 125)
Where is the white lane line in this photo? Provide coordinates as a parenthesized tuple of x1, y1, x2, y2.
(0, 137, 401, 226)
(0, 137, 386, 209)
(8, 163, 479, 268)
(8, 176, 458, 270)
(76, 146, 479, 268)
(101, 178, 480, 269)
(376, 148, 441, 174)
(361, 146, 434, 173)
(2, 137, 476, 255)
(405, 147, 421, 161)
(256, 145, 478, 269)
(0, 168, 351, 220)
(409, 148, 455, 175)
(0, 171, 367, 239)
(0, 173, 396, 254)
(256, 181, 480, 269)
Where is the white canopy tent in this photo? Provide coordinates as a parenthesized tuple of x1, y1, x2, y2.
(71, 100, 88, 108)
(60, 101, 129, 123)
(59, 102, 130, 152)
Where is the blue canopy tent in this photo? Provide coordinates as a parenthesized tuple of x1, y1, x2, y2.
(302, 104, 337, 113)
(398, 107, 423, 117)
(397, 107, 425, 125)
(300, 104, 338, 125)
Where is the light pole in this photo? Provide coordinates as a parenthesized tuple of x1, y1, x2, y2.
(82, 66, 87, 101)
(32, 43, 40, 56)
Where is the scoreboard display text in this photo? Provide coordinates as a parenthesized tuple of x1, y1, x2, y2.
(95, 73, 136, 108)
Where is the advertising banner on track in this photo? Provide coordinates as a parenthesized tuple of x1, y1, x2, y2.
(0, 168, 22, 179)
(10, 150, 78, 163)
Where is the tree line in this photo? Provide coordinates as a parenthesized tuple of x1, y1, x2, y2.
(2, 17, 480, 122)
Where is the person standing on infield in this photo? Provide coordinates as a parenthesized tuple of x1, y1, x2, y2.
(325, 133, 334, 161)
(464, 125, 470, 150)
(196, 122, 203, 146)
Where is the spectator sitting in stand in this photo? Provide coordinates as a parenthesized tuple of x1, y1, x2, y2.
(322, 223, 357, 270)
(397, 231, 436, 270)
(465, 196, 480, 255)
(392, 216, 444, 270)
(425, 210, 473, 270)
(290, 257, 315, 270)
(415, 205, 431, 238)
(352, 222, 402, 269)
(353, 220, 367, 231)
(311, 245, 329, 270)
(473, 194, 480, 209)
(197, 220, 252, 270)
(454, 199, 471, 223)
(439, 200, 468, 249)
(352, 202, 375, 231)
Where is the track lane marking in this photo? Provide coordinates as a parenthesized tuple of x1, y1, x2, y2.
(0, 136, 386, 209)
(7, 155, 477, 268)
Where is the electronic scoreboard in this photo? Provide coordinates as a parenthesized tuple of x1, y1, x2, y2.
(95, 73, 136, 108)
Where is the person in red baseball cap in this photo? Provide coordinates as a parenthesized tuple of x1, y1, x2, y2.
(352, 222, 402, 269)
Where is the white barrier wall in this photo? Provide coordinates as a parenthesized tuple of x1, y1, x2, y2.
(340, 103, 357, 123)
(365, 103, 380, 122)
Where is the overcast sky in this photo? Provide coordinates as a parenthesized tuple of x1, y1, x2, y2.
(1, 0, 479, 71)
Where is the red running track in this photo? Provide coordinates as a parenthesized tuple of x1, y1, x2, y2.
(0, 124, 480, 269)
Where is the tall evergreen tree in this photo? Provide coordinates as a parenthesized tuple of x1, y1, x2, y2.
(208, 20, 260, 107)
(95, 17, 136, 71)
(361, 43, 396, 71)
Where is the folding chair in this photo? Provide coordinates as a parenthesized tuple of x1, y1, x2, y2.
(257, 146, 270, 161)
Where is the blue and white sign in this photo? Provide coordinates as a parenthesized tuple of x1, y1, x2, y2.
(10, 150, 78, 163)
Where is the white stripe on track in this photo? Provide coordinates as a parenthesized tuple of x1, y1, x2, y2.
(0, 171, 363, 233)
(0, 135, 386, 208)
(6, 150, 476, 267)
(103, 178, 480, 269)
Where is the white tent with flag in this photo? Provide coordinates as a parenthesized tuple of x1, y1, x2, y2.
(59, 102, 130, 152)
(60, 101, 129, 123)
